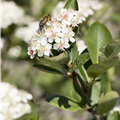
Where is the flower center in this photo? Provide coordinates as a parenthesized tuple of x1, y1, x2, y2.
(29, 50, 34, 55)
(41, 46, 46, 52)
(52, 33, 57, 38)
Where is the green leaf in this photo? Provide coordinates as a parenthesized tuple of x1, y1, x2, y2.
(73, 26, 79, 37)
(99, 39, 120, 60)
(89, 82, 101, 105)
(33, 64, 65, 75)
(96, 91, 119, 115)
(84, 58, 93, 70)
(107, 111, 120, 120)
(86, 79, 101, 93)
(69, 52, 90, 73)
(98, 54, 107, 63)
(87, 58, 119, 79)
(99, 43, 116, 60)
(109, 40, 120, 59)
(77, 107, 90, 115)
(86, 21, 112, 64)
(70, 80, 82, 103)
(77, 73, 86, 90)
(72, 75, 86, 106)
(37, 52, 70, 64)
(70, 43, 79, 64)
(78, 65, 89, 81)
(99, 74, 111, 94)
(46, 94, 81, 112)
(64, 0, 78, 10)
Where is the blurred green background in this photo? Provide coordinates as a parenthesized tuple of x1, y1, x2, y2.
(1, 0, 120, 120)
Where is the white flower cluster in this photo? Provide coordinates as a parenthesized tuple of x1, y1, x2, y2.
(15, 22, 38, 43)
(1, 1, 24, 29)
(53, 0, 103, 18)
(77, 0, 103, 17)
(1, 82, 33, 120)
(28, 9, 85, 59)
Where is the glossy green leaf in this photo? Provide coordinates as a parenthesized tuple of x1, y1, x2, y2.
(70, 43, 79, 64)
(89, 82, 101, 105)
(37, 52, 70, 64)
(87, 58, 119, 79)
(100, 74, 111, 94)
(86, 21, 112, 64)
(107, 111, 120, 120)
(69, 52, 90, 73)
(46, 94, 81, 112)
(33, 64, 65, 75)
(96, 91, 119, 115)
(64, 0, 78, 10)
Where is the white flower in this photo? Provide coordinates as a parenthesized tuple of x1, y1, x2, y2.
(48, 32, 58, 43)
(60, 9, 68, 18)
(70, 37, 75, 43)
(38, 42, 52, 57)
(0, 38, 5, 49)
(15, 22, 38, 43)
(27, 47, 36, 59)
(8, 46, 21, 57)
(76, 39, 87, 54)
(52, 0, 103, 19)
(1, 1, 24, 29)
(90, 0, 103, 10)
(117, 52, 120, 61)
(1, 82, 33, 120)
(52, 1, 66, 13)
(54, 38, 70, 51)
(16, 90, 33, 103)
(77, 0, 103, 18)
(78, 4, 94, 18)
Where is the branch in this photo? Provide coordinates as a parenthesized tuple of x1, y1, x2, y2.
(72, 71, 100, 120)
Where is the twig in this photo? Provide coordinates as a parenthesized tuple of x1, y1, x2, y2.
(100, 115, 104, 120)
(72, 72, 100, 120)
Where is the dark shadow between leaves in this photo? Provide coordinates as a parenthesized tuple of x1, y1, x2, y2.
(46, 94, 78, 109)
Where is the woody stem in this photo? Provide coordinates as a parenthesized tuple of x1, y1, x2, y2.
(72, 71, 100, 120)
